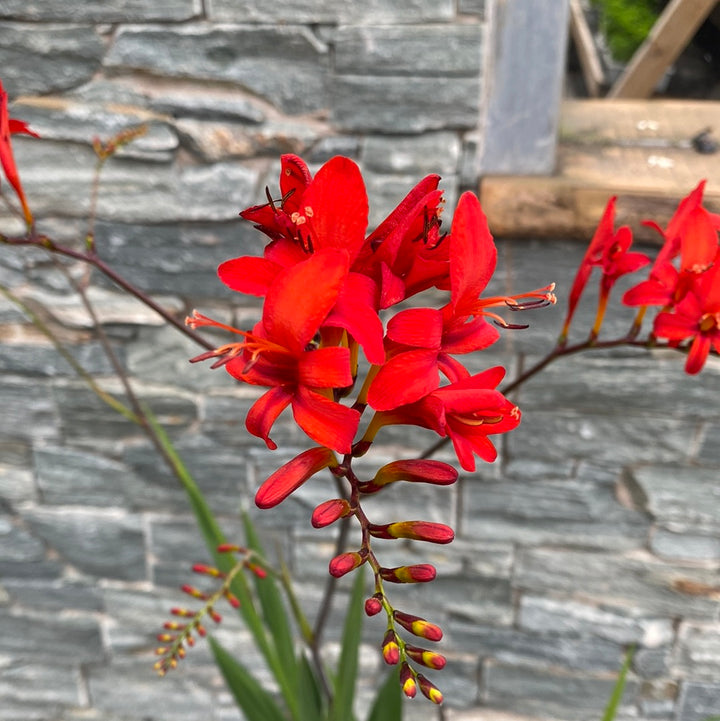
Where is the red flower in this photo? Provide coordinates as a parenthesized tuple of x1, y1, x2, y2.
(0, 80, 39, 227)
(561, 197, 649, 341)
(367, 192, 553, 411)
(624, 182, 719, 312)
(652, 249, 720, 374)
(189, 249, 361, 453)
(364, 366, 520, 471)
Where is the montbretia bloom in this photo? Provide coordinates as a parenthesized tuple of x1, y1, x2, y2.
(189, 249, 360, 452)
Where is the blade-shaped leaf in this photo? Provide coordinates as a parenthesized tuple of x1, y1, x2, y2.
(329, 567, 366, 721)
(297, 650, 327, 721)
(602, 646, 635, 721)
(209, 637, 288, 721)
(241, 511, 301, 719)
(366, 667, 402, 721)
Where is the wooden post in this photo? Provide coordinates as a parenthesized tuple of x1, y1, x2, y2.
(608, 0, 719, 99)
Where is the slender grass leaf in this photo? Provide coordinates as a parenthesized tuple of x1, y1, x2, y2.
(209, 637, 288, 721)
(329, 567, 366, 721)
(602, 646, 635, 721)
(297, 650, 327, 721)
(241, 511, 301, 720)
(366, 667, 402, 721)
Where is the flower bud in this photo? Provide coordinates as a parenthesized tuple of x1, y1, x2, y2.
(417, 673, 444, 704)
(405, 644, 446, 670)
(256, 447, 337, 509)
(328, 551, 365, 578)
(311, 498, 352, 528)
(393, 610, 443, 642)
(364, 593, 383, 616)
(382, 629, 400, 665)
(369, 521, 454, 544)
(399, 663, 417, 698)
(380, 564, 436, 584)
(359, 459, 458, 494)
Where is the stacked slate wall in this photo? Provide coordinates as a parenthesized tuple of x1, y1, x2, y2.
(1, 2, 719, 721)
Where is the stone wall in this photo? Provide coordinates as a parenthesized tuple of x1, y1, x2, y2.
(1, 3, 719, 721)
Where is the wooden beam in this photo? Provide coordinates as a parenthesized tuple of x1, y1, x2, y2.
(608, 0, 719, 99)
(569, 0, 605, 97)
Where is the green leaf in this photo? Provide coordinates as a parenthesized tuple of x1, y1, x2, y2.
(241, 511, 301, 720)
(329, 567, 366, 721)
(297, 650, 326, 721)
(601, 646, 635, 721)
(366, 667, 402, 721)
(209, 636, 288, 721)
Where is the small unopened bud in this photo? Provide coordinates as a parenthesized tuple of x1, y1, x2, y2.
(405, 644, 446, 670)
(246, 561, 267, 579)
(328, 551, 365, 578)
(217, 543, 245, 554)
(399, 663, 417, 698)
(382, 629, 400, 665)
(393, 610, 443, 642)
(192, 563, 224, 578)
(170, 607, 194, 618)
(360, 459, 457, 493)
(180, 584, 208, 600)
(312, 498, 352, 528)
(224, 591, 241, 609)
(208, 608, 222, 624)
(380, 564, 436, 584)
(417, 673, 444, 704)
(256, 447, 337, 509)
(369, 521, 454, 544)
(364, 593, 383, 616)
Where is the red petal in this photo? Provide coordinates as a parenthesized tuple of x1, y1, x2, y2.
(323, 273, 385, 365)
(263, 249, 349, 354)
(279, 154, 312, 213)
(218, 256, 283, 296)
(685, 334, 711, 375)
(297, 346, 352, 388)
(368, 349, 441, 411)
(255, 446, 336, 509)
(246, 387, 293, 450)
(386, 307, 442, 349)
(450, 192, 497, 312)
(292, 386, 360, 453)
(300, 156, 369, 260)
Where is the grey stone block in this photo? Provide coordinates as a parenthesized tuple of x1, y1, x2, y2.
(12, 138, 260, 223)
(3, 577, 103, 613)
(633, 646, 670, 679)
(650, 527, 720, 562)
(0, 23, 104, 97)
(0, 377, 59, 442)
(0, 0, 201, 21)
(208, 0, 454, 23)
(514, 548, 720, 618)
(11, 98, 179, 163)
(34, 445, 145, 508)
(332, 75, 481, 134)
(676, 681, 720, 721)
(175, 117, 322, 162)
(518, 596, 674, 648)
(106, 25, 329, 114)
(0, 341, 119, 378)
(671, 622, 720, 679)
(0, 662, 80, 714)
(449, 619, 624, 673)
(22, 507, 147, 581)
(0, 609, 103, 662)
(362, 132, 461, 175)
(481, 660, 639, 721)
(334, 25, 483, 76)
(461, 477, 649, 550)
(698, 424, 720, 464)
(0, 516, 46, 563)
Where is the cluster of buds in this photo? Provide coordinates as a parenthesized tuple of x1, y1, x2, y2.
(188, 154, 555, 701)
(154, 544, 265, 675)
